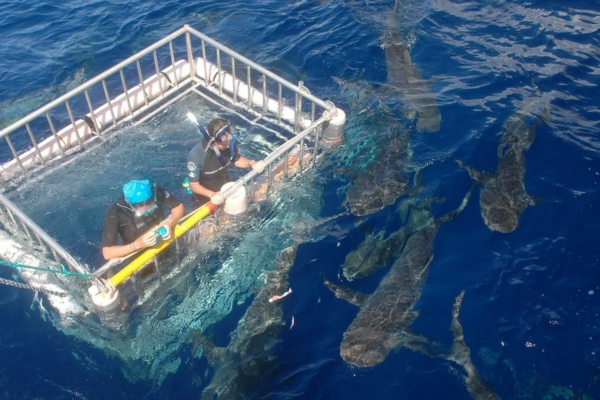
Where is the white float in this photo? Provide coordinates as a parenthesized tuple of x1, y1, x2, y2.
(221, 181, 248, 215)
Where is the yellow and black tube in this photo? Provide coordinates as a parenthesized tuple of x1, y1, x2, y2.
(109, 202, 217, 287)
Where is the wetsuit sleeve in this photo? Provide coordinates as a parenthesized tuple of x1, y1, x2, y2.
(231, 143, 241, 163)
(186, 143, 205, 183)
(102, 204, 120, 248)
(156, 185, 182, 209)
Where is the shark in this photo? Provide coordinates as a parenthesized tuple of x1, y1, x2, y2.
(188, 244, 298, 400)
(456, 100, 544, 233)
(327, 184, 476, 367)
(345, 124, 413, 216)
(343, 196, 437, 281)
(383, 0, 441, 133)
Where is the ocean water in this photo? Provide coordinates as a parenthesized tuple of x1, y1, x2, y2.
(1, 0, 600, 399)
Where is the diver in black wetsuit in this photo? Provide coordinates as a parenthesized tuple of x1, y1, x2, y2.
(186, 118, 265, 208)
(101, 179, 184, 260)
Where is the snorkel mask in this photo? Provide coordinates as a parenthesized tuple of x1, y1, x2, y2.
(123, 179, 158, 217)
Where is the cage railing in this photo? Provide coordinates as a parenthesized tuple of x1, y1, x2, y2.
(0, 24, 342, 284)
(0, 192, 90, 274)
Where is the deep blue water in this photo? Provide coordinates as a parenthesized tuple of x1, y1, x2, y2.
(1, 0, 600, 399)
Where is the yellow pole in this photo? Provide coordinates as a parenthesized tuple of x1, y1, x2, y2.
(109, 202, 217, 286)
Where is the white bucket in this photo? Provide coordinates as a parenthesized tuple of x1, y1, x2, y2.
(221, 182, 248, 215)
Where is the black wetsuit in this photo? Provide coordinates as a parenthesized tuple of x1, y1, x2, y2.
(186, 141, 240, 207)
(102, 185, 182, 247)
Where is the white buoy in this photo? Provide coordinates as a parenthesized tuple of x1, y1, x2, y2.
(221, 182, 248, 215)
(322, 108, 346, 144)
(88, 281, 120, 313)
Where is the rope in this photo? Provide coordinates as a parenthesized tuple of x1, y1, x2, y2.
(0, 277, 68, 297)
(0, 260, 92, 279)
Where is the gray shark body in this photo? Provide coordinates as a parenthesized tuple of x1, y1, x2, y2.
(343, 198, 435, 281)
(329, 185, 475, 367)
(457, 108, 539, 233)
(383, 0, 441, 133)
(192, 245, 298, 400)
(346, 125, 412, 216)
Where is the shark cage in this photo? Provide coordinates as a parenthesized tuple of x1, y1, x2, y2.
(0, 25, 346, 319)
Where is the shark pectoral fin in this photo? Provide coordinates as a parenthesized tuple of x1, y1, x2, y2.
(396, 329, 438, 358)
(455, 159, 491, 183)
(323, 278, 368, 307)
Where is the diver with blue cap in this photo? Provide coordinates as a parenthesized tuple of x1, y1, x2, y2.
(186, 117, 265, 208)
(101, 179, 184, 260)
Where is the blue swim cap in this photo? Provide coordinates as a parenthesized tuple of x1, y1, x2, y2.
(123, 180, 153, 204)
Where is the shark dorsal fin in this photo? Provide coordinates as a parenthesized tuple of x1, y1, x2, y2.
(402, 49, 412, 65)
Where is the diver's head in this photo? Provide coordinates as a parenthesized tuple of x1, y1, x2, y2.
(123, 179, 157, 217)
(207, 118, 235, 150)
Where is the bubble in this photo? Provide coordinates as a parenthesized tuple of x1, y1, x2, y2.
(589, 290, 595, 295)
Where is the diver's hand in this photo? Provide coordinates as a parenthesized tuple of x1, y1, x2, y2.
(250, 160, 265, 174)
(210, 192, 225, 205)
(132, 229, 158, 251)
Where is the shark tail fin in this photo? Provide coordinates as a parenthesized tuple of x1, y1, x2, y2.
(447, 290, 502, 399)
(437, 182, 477, 225)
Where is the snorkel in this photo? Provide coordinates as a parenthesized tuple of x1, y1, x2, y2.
(187, 112, 227, 164)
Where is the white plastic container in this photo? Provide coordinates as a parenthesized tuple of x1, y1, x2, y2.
(221, 182, 248, 215)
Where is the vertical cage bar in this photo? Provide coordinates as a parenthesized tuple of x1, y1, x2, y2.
(24, 123, 45, 165)
(299, 138, 305, 171)
(216, 49, 223, 96)
(201, 40, 208, 87)
(312, 127, 320, 165)
(84, 89, 102, 133)
(136, 60, 150, 107)
(46, 113, 65, 155)
(247, 66, 252, 110)
(64, 101, 83, 148)
(249, 177, 255, 202)
(231, 57, 237, 103)
(277, 84, 283, 122)
(5, 207, 18, 227)
(101, 79, 118, 127)
(186, 32, 196, 82)
(294, 93, 300, 133)
(5, 136, 25, 173)
(119, 69, 134, 116)
(19, 220, 34, 242)
(284, 151, 289, 178)
(153, 50, 165, 97)
(262, 75, 267, 115)
(50, 247, 60, 263)
(169, 41, 179, 89)
(33, 231, 45, 249)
